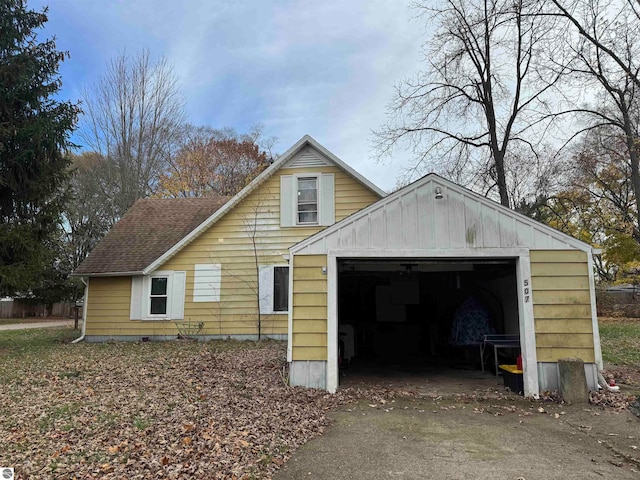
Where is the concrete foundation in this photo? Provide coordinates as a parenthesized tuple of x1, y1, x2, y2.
(84, 334, 287, 343)
(537, 362, 598, 392)
(289, 361, 327, 389)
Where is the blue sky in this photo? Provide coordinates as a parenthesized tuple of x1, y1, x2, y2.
(32, 0, 426, 192)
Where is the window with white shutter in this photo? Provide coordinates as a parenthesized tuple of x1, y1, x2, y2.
(280, 173, 334, 227)
(130, 271, 186, 320)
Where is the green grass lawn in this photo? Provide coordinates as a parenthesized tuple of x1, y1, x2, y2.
(0, 326, 78, 354)
(598, 317, 640, 366)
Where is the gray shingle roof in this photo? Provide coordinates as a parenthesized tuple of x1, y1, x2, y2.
(74, 196, 228, 275)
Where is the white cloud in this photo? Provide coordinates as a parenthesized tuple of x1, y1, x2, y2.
(32, 0, 427, 190)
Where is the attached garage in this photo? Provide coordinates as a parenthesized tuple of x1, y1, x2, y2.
(286, 174, 601, 397)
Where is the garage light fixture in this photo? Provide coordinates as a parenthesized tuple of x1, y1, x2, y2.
(435, 186, 443, 200)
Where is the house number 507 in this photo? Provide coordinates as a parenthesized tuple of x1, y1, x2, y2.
(523, 279, 530, 303)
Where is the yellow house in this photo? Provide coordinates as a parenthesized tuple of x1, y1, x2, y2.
(74, 136, 384, 342)
(287, 173, 602, 397)
(75, 136, 602, 398)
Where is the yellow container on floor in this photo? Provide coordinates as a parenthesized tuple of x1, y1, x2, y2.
(499, 364, 523, 394)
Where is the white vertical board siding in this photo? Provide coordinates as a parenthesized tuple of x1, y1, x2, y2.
(464, 196, 482, 248)
(293, 175, 591, 256)
(354, 217, 370, 249)
(193, 264, 221, 302)
(369, 207, 386, 249)
(386, 198, 403, 248)
(416, 185, 435, 248)
(401, 190, 418, 247)
(433, 187, 450, 248)
(447, 189, 466, 248)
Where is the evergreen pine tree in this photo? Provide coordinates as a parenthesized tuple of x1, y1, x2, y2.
(0, 1, 77, 296)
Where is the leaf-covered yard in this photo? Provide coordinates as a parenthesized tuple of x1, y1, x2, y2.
(0, 329, 370, 479)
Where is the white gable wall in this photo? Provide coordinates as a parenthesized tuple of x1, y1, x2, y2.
(292, 176, 590, 256)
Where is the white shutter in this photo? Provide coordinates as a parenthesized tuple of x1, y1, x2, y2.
(193, 264, 221, 302)
(320, 173, 335, 226)
(258, 265, 274, 314)
(170, 271, 186, 320)
(280, 175, 294, 227)
(130, 276, 144, 320)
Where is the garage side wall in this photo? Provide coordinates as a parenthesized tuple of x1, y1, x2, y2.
(290, 254, 328, 388)
(531, 250, 598, 389)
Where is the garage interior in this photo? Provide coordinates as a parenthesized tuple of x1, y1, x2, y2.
(337, 258, 521, 385)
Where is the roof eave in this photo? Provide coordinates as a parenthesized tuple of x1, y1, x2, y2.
(70, 271, 144, 278)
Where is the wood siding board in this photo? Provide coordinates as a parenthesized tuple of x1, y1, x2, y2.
(401, 190, 418, 248)
(533, 229, 551, 249)
(416, 185, 435, 249)
(385, 198, 403, 248)
(530, 250, 588, 263)
(293, 306, 328, 319)
(292, 293, 327, 306)
(530, 263, 589, 276)
(434, 188, 450, 248)
(516, 220, 534, 247)
(533, 304, 593, 319)
(481, 203, 500, 247)
(499, 213, 518, 247)
(293, 332, 327, 346)
(447, 189, 466, 248)
(369, 207, 386, 249)
(292, 346, 327, 361)
(532, 290, 592, 305)
(536, 333, 594, 348)
(464, 195, 482, 248)
(535, 319, 594, 334)
(536, 348, 595, 363)
(530, 249, 595, 364)
(531, 276, 590, 290)
(354, 217, 370, 249)
(292, 319, 328, 333)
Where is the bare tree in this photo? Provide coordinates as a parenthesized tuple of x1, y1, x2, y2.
(375, 0, 563, 207)
(546, 0, 640, 236)
(80, 49, 184, 221)
(62, 152, 120, 269)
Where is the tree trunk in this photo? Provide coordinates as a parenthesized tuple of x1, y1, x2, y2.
(494, 149, 510, 207)
(620, 103, 640, 241)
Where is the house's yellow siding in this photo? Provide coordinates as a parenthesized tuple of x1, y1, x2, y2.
(291, 254, 328, 360)
(84, 166, 379, 337)
(531, 250, 595, 362)
(85, 277, 178, 336)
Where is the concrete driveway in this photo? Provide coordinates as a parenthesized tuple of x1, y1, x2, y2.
(275, 396, 640, 480)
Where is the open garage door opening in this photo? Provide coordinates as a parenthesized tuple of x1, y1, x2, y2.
(337, 258, 521, 386)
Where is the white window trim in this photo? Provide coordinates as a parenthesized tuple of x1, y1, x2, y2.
(259, 264, 290, 315)
(295, 174, 320, 226)
(146, 271, 174, 319)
